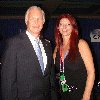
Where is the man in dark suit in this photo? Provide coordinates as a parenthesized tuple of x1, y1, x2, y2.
(1, 6, 57, 100)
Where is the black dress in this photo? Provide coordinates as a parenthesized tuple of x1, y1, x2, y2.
(55, 49, 94, 100)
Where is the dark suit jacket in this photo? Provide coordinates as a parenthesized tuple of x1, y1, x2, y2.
(1, 31, 57, 100)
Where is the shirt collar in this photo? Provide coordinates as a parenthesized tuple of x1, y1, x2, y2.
(26, 31, 40, 42)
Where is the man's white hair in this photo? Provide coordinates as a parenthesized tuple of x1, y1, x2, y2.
(25, 6, 45, 22)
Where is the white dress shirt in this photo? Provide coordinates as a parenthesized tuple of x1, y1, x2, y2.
(26, 31, 47, 71)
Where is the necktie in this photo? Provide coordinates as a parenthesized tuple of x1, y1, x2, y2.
(34, 39, 44, 75)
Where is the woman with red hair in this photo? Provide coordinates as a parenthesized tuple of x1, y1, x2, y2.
(53, 14, 95, 100)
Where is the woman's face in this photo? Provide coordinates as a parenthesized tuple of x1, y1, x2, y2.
(58, 18, 73, 37)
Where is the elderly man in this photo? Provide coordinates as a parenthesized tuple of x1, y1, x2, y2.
(1, 6, 57, 100)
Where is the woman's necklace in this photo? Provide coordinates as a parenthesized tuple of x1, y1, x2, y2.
(60, 43, 69, 92)
(59, 43, 78, 92)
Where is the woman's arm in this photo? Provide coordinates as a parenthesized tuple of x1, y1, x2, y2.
(78, 39, 95, 100)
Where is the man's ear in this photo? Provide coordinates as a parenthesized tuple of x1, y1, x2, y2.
(25, 19, 27, 25)
(43, 21, 45, 25)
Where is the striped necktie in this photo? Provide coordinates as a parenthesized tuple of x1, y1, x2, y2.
(34, 39, 44, 75)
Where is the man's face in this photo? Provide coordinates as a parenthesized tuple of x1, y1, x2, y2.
(25, 9, 45, 37)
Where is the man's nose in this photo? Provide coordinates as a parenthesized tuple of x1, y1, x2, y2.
(34, 19, 38, 24)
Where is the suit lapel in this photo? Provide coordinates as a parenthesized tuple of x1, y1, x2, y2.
(21, 32, 44, 76)
(40, 38, 51, 75)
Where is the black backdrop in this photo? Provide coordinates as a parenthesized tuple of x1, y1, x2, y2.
(0, 18, 100, 98)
